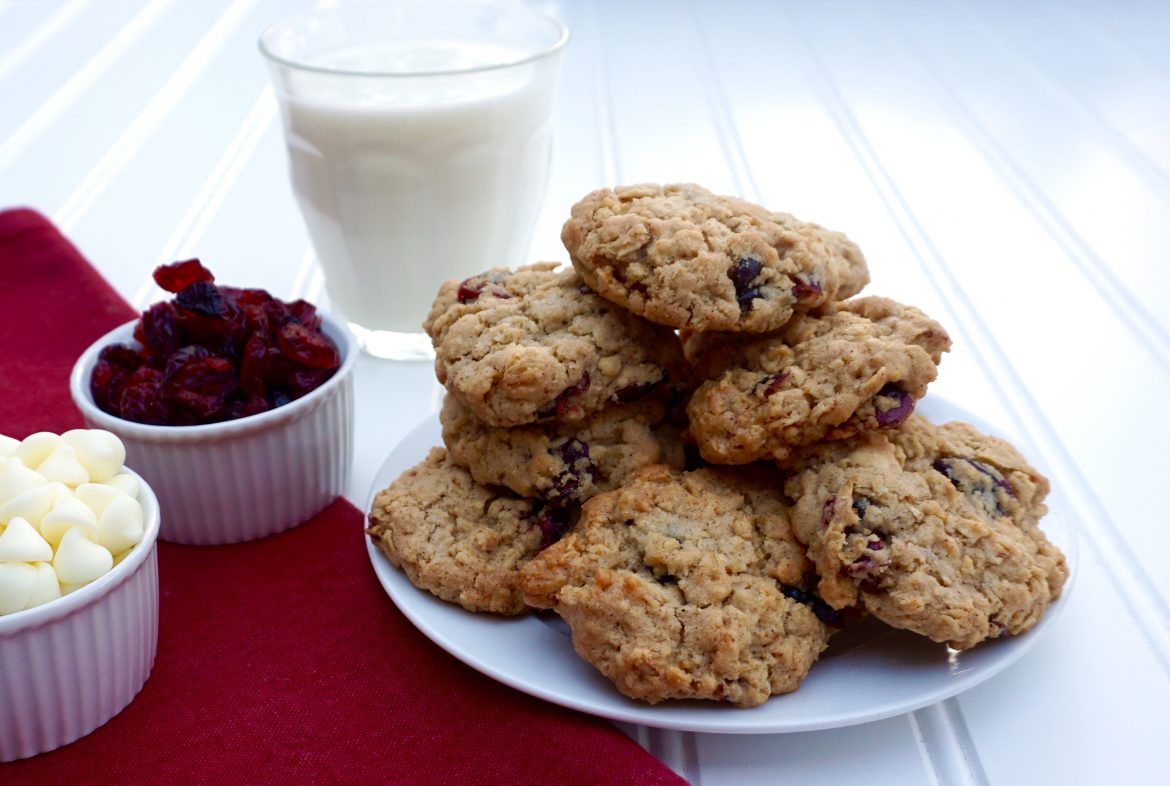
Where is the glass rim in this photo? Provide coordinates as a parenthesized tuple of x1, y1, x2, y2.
(257, 2, 569, 78)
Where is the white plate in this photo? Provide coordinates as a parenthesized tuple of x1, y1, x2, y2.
(364, 396, 1077, 734)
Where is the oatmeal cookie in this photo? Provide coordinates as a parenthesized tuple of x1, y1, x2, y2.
(519, 465, 834, 706)
(366, 447, 573, 615)
(685, 296, 951, 464)
(424, 263, 685, 427)
(785, 416, 1068, 649)
(440, 395, 683, 505)
(561, 183, 869, 332)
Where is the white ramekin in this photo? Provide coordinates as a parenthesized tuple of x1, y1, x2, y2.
(69, 312, 356, 545)
(0, 469, 160, 762)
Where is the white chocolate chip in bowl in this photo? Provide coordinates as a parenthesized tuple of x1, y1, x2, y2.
(0, 457, 48, 505)
(75, 482, 129, 517)
(52, 529, 113, 589)
(0, 562, 36, 615)
(97, 496, 145, 556)
(40, 496, 99, 546)
(36, 446, 90, 487)
(0, 484, 53, 526)
(62, 430, 125, 484)
(106, 473, 140, 499)
(24, 562, 62, 610)
(14, 432, 66, 470)
(0, 517, 53, 562)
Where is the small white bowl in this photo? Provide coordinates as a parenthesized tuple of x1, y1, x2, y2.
(0, 469, 160, 762)
(69, 312, 356, 545)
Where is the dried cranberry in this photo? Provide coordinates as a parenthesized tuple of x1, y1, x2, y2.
(873, 383, 914, 427)
(288, 299, 322, 330)
(552, 372, 591, 417)
(536, 506, 572, 549)
(138, 302, 181, 355)
(163, 346, 210, 377)
(782, 585, 842, 627)
(728, 257, 763, 311)
(222, 287, 276, 335)
(277, 322, 340, 369)
(457, 279, 484, 303)
(175, 281, 227, 318)
(612, 376, 663, 404)
(227, 395, 272, 420)
(90, 344, 142, 413)
(175, 306, 231, 346)
(549, 439, 597, 503)
(153, 259, 214, 293)
(239, 335, 271, 396)
(844, 555, 879, 577)
(933, 457, 1015, 516)
(754, 372, 788, 396)
(820, 496, 838, 528)
(791, 275, 823, 301)
(163, 353, 236, 421)
(116, 382, 171, 425)
(289, 368, 335, 399)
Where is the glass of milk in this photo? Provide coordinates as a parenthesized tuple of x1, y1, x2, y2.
(259, 2, 568, 359)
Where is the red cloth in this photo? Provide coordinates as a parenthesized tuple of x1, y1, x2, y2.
(0, 209, 686, 785)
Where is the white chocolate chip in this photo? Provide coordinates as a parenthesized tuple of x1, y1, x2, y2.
(15, 432, 67, 469)
(0, 562, 36, 614)
(0, 484, 52, 526)
(40, 496, 99, 547)
(36, 446, 90, 487)
(75, 482, 129, 518)
(0, 517, 53, 562)
(0, 435, 18, 458)
(97, 495, 145, 555)
(0, 457, 48, 506)
(53, 528, 113, 586)
(23, 562, 61, 609)
(61, 430, 125, 483)
(106, 473, 141, 498)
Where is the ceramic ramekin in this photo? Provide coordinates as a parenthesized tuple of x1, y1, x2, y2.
(69, 312, 356, 545)
(0, 469, 160, 762)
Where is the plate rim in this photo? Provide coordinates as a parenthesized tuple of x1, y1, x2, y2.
(364, 396, 1078, 734)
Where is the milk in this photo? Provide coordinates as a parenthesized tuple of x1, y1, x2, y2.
(276, 41, 560, 334)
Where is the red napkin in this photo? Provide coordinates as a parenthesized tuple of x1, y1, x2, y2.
(0, 209, 686, 785)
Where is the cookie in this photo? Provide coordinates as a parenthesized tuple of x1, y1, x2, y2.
(424, 263, 686, 427)
(440, 395, 683, 505)
(685, 296, 951, 464)
(366, 447, 574, 615)
(561, 183, 869, 332)
(519, 465, 834, 706)
(784, 416, 1068, 650)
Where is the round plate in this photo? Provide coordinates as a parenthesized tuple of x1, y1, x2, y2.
(364, 397, 1077, 733)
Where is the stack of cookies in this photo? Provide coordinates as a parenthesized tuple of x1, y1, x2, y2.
(367, 183, 1069, 708)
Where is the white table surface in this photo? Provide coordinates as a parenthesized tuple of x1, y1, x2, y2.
(3, 1, 1168, 783)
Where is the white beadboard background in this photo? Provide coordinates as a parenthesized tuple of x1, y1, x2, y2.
(2, 1, 1167, 783)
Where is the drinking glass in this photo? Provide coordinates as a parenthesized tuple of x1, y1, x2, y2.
(260, 2, 568, 359)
